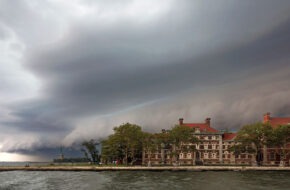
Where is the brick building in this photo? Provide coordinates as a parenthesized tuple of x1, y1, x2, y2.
(143, 113, 290, 166)
(262, 112, 290, 166)
(143, 118, 252, 165)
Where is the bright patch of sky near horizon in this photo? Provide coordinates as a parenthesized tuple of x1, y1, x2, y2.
(0, 152, 41, 162)
(0, 0, 290, 161)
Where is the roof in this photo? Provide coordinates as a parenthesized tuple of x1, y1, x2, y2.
(268, 117, 290, 128)
(223, 133, 237, 141)
(182, 123, 219, 133)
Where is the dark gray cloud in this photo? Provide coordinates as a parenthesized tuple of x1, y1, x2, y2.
(0, 0, 290, 160)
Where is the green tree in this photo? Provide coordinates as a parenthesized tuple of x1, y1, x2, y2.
(228, 143, 256, 158)
(155, 131, 172, 165)
(81, 139, 100, 164)
(232, 122, 272, 165)
(168, 125, 199, 165)
(101, 123, 143, 165)
(142, 132, 158, 166)
(101, 134, 123, 164)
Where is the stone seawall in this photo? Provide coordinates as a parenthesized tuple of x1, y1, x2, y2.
(0, 166, 290, 172)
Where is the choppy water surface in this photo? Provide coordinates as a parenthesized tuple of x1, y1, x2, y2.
(0, 170, 289, 190)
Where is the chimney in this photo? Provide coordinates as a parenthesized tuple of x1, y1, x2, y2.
(205, 118, 211, 126)
(179, 118, 184, 125)
(263, 112, 271, 123)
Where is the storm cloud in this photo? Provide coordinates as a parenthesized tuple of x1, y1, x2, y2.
(1, 0, 290, 160)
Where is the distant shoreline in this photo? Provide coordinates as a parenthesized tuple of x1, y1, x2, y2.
(0, 166, 290, 172)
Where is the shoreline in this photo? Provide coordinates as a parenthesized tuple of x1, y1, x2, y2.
(0, 166, 290, 172)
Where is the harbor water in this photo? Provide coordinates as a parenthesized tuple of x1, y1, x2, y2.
(0, 170, 289, 190)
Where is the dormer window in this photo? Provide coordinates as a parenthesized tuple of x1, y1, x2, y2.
(196, 128, 200, 133)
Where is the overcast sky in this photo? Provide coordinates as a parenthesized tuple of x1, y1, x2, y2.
(1, 0, 290, 161)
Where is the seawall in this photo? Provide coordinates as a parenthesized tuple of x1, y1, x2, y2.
(0, 166, 290, 172)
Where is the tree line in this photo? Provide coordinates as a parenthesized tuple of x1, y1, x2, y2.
(101, 123, 198, 165)
(82, 123, 198, 165)
(81, 122, 290, 166)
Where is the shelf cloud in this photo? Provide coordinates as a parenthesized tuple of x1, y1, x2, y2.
(0, 0, 290, 160)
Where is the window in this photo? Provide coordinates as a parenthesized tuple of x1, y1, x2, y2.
(180, 153, 183, 158)
(270, 152, 275, 160)
(208, 145, 212, 149)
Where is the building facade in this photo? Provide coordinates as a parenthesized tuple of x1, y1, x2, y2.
(143, 118, 252, 166)
(178, 118, 223, 165)
(262, 112, 290, 166)
(143, 113, 290, 166)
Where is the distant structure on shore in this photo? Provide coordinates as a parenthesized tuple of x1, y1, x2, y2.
(53, 157, 90, 163)
(262, 112, 290, 165)
(142, 113, 290, 166)
(53, 146, 90, 163)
